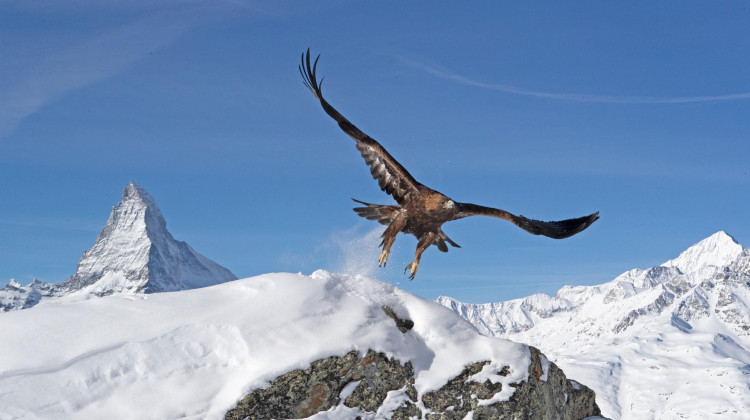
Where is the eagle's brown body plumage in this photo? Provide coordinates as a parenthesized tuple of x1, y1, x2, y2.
(300, 50, 599, 279)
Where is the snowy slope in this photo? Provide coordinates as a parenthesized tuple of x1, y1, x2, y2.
(1, 183, 236, 311)
(438, 231, 750, 419)
(0, 271, 541, 420)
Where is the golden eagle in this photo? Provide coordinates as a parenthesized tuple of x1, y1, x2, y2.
(300, 50, 599, 279)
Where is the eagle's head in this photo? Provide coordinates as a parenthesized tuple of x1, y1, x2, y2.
(442, 199, 456, 210)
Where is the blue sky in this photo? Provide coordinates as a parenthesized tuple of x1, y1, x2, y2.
(1, 1, 749, 303)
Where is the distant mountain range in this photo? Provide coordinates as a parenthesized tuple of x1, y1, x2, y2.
(1, 182, 236, 311)
(438, 231, 750, 419)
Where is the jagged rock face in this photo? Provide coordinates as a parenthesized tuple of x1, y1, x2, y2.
(225, 347, 601, 420)
(714, 249, 750, 334)
(1, 182, 237, 311)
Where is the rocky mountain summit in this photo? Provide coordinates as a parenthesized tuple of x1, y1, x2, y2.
(439, 231, 750, 419)
(1, 182, 236, 311)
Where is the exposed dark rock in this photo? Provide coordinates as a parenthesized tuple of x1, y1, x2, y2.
(225, 350, 415, 420)
(419, 347, 601, 420)
(612, 289, 676, 333)
(422, 360, 502, 415)
(382, 305, 415, 333)
(225, 347, 603, 420)
(391, 400, 422, 420)
(499, 347, 602, 420)
(343, 350, 414, 412)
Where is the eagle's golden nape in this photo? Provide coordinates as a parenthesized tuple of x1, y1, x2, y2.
(300, 49, 599, 279)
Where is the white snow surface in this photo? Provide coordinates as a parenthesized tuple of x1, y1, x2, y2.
(0, 270, 532, 420)
(661, 231, 742, 274)
(438, 231, 750, 420)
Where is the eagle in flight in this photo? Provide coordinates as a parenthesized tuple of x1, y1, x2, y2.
(300, 50, 599, 279)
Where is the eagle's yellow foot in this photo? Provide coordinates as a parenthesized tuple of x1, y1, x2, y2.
(379, 249, 390, 267)
(404, 261, 419, 280)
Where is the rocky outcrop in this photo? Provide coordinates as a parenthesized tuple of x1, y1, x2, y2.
(225, 347, 602, 420)
(225, 349, 416, 420)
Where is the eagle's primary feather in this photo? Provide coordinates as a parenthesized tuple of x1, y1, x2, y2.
(300, 51, 421, 206)
(300, 49, 599, 279)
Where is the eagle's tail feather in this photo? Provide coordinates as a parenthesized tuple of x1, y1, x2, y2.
(352, 199, 400, 226)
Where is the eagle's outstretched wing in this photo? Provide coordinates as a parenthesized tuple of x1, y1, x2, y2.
(456, 203, 599, 239)
(300, 49, 422, 205)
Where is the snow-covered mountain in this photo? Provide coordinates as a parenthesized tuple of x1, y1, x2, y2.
(1, 182, 236, 311)
(0, 271, 603, 419)
(438, 231, 750, 419)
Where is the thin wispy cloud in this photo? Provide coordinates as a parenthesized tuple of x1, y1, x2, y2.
(398, 56, 750, 104)
(0, 217, 101, 232)
(0, 4, 228, 138)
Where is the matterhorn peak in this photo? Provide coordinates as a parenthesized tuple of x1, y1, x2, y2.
(661, 231, 742, 275)
(117, 181, 166, 231)
(123, 181, 148, 199)
(60, 182, 237, 295)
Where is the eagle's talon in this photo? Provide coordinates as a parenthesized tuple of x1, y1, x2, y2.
(404, 261, 418, 279)
(379, 249, 390, 267)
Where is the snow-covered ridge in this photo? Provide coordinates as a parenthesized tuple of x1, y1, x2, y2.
(661, 230, 742, 274)
(0, 271, 598, 419)
(438, 231, 750, 419)
(1, 182, 236, 311)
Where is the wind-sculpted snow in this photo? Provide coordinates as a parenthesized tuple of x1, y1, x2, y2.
(0, 182, 236, 311)
(0, 271, 599, 419)
(439, 231, 750, 419)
